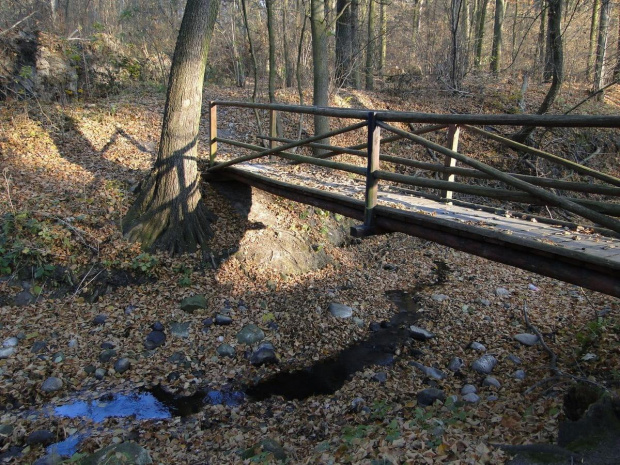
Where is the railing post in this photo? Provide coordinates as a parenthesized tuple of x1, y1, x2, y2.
(441, 124, 460, 201)
(269, 109, 278, 160)
(351, 112, 381, 237)
(209, 102, 217, 166)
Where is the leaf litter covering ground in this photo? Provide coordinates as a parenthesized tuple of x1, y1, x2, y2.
(0, 83, 618, 464)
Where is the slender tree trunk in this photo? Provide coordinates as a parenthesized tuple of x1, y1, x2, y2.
(123, 0, 220, 253)
(379, 0, 388, 76)
(351, 0, 361, 88)
(473, 0, 488, 69)
(335, 0, 353, 86)
(587, 0, 601, 81)
(282, 0, 295, 87)
(449, 0, 463, 88)
(543, 0, 555, 81)
(594, 0, 611, 99)
(266, 0, 278, 103)
(513, 0, 562, 143)
(412, 0, 423, 45)
(490, 0, 505, 75)
(614, 5, 620, 80)
(366, 0, 376, 89)
(536, 0, 546, 71)
(241, 0, 264, 137)
(311, 0, 330, 154)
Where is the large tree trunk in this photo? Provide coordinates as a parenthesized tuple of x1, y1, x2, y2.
(412, 0, 423, 45)
(490, 0, 505, 75)
(122, 0, 220, 254)
(311, 0, 330, 154)
(282, 0, 295, 88)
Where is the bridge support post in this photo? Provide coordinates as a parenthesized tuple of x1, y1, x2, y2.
(269, 109, 278, 159)
(441, 124, 460, 202)
(351, 112, 381, 237)
(209, 102, 217, 166)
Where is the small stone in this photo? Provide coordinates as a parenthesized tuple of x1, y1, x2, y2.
(469, 341, 486, 352)
(114, 357, 131, 374)
(369, 322, 381, 332)
(448, 357, 465, 372)
(581, 353, 597, 361)
(506, 354, 522, 364)
(26, 429, 55, 446)
(0, 424, 14, 439)
(431, 294, 449, 302)
(417, 388, 446, 407)
(3, 337, 18, 347)
(237, 325, 265, 345)
(181, 295, 207, 313)
(168, 351, 187, 364)
(125, 305, 136, 314)
(67, 338, 78, 348)
(463, 393, 480, 403)
(151, 322, 164, 331)
(267, 321, 279, 331)
(328, 302, 353, 319)
(52, 352, 65, 363)
(99, 349, 117, 363)
(258, 341, 275, 351)
(475, 298, 491, 306)
(170, 321, 191, 338)
(351, 397, 365, 412)
(495, 287, 511, 297)
(410, 361, 446, 380)
(514, 333, 539, 346)
(30, 341, 47, 354)
(202, 318, 214, 327)
(216, 344, 236, 358)
(144, 331, 166, 350)
(250, 347, 277, 366)
(487, 395, 499, 401)
(472, 355, 498, 374)
(373, 372, 388, 383)
(214, 314, 233, 326)
(41, 377, 63, 393)
(83, 365, 96, 375)
(528, 283, 539, 291)
(483, 376, 501, 388)
(100, 342, 115, 349)
(0, 347, 15, 359)
(461, 384, 477, 395)
(409, 325, 435, 340)
(167, 372, 180, 382)
(514, 369, 526, 380)
(94, 368, 106, 380)
(92, 314, 107, 325)
(258, 438, 286, 461)
(353, 317, 365, 328)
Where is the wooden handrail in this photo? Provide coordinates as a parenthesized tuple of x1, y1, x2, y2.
(462, 124, 620, 187)
(211, 100, 620, 127)
(377, 121, 620, 233)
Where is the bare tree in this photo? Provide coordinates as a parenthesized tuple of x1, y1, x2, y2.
(490, 0, 505, 75)
(123, 0, 221, 253)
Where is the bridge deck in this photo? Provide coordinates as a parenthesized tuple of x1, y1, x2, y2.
(216, 162, 620, 297)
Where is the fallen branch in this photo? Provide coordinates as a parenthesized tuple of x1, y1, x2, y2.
(563, 80, 619, 115)
(0, 12, 36, 36)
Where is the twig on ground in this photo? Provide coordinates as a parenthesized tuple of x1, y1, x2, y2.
(3, 168, 15, 213)
(36, 211, 100, 255)
(522, 302, 609, 395)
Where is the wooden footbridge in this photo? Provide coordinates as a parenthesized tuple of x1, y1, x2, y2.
(206, 101, 620, 298)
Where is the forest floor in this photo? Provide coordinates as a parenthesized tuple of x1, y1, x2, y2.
(0, 77, 619, 464)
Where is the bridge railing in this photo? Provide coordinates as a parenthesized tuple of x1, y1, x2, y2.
(207, 100, 620, 236)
